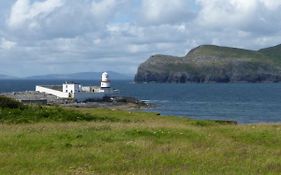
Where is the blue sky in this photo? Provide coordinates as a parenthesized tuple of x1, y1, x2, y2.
(1, 0, 281, 76)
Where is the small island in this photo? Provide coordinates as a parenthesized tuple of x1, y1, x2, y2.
(135, 44, 281, 83)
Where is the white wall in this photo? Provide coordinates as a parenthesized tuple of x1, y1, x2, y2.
(101, 82, 111, 88)
(36, 86, 70, 98)
(63, 83, 80, 93)
(36, 85, 115, 102)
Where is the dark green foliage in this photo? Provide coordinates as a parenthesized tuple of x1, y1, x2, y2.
(192, 120, 237, 127)
(0, 105, 118, 124)
(192, 120, 217, 127)
(0, 96, 123, 124)
(0, 96, 25, 109)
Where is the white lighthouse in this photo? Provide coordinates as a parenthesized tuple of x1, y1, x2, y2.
(100, 72, 111, 88)
(35, 72, 117, 102)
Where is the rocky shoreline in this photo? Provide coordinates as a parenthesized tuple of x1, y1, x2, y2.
(0, 91, 151, 110)
(61, 96, 152, 110)
(1, 91, 239, 124)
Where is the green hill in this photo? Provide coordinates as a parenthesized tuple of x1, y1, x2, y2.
(259, 44, 281, 61)
(135, 44, 281, 83)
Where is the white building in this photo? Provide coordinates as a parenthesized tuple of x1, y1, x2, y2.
(35, 72, 117, 102)
(101, 72, 111, 88)
(63, 83, 80, 94)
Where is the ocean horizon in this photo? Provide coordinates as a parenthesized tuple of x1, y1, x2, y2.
(1, 79, 281, 124)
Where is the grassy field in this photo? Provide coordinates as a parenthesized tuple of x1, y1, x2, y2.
(0, 102, 281, 175)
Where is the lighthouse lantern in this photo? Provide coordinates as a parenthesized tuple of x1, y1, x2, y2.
(100, 72, 111, 88)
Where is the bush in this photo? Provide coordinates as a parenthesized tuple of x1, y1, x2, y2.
(0, 96, 25, 109)
(0, 96, 119, 124)
(0, 104, 115, 124)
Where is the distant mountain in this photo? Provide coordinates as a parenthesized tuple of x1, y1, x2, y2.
(0, 74, 18, 79)
(25, 71, 133, 80)
(135, 44, 281, 83)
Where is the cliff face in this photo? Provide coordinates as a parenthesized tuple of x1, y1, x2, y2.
(134, 45, 281, 83)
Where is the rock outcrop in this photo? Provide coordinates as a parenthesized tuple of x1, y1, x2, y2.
(135, 44, 281, 83)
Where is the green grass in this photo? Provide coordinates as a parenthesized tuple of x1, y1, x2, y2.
(0, 96, 120, 124)
(190, 45, 267, 60)
(0, 106, 280, 174)
(0, 105, 120, 124)
(189, 45, 281, 66)
(259, 44, 281, 60)
(193, 45, 265, 58)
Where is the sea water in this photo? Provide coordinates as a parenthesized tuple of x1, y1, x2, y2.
(1, 79, 281, 124)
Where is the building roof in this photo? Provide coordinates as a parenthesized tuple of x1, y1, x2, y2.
(42, 85, 63, 91)
(64, 81, 79, 84)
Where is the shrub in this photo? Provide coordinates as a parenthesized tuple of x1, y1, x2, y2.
(0, 104, 118, 124)
(0, 96, 25, 109)
(0, 96, 120, 124)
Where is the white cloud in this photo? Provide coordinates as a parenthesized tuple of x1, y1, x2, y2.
(8, 0, 63, 28)
(0, 38, 17, 50)
(196, 0, 258, 28)
(127, 44, 148, 54)
(196, 0, 281, 33)
(1, 0, 281, 76)
(261, 0, 281, 10)
(140, 0, 194, 25)
(91, 0, 119, 22)
(6, 0, 124, 40)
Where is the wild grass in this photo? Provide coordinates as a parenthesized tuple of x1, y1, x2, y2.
(0, 105, 280, 174)
(0, 96, 118, 123)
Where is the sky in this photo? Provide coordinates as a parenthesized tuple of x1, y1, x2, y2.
(1, 0, 281, 77)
